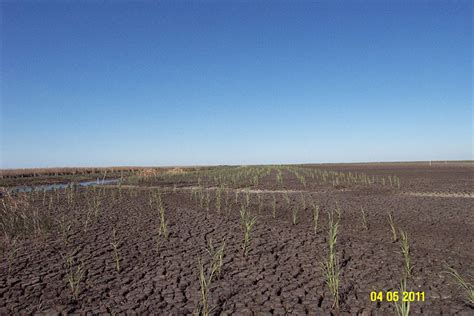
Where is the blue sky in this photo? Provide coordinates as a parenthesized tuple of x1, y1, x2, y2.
(1, 1, 472, 168)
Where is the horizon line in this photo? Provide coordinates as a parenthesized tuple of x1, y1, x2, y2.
(1, 159, 473, 171)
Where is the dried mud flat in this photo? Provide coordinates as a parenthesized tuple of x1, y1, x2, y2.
(1, 163, 473, 315)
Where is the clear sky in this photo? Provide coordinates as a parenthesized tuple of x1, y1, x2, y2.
(1, 1, 472, 168)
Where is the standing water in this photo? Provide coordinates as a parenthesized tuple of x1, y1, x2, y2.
(4, 178, 121, 195)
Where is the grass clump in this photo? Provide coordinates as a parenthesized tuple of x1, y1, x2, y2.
(445, 266, 473, 305)
(4, 236, 19, 275)
(291, 206, 299, 225)
(153, 193, 169, 241)
(110, 227, 122, 272)
(66, 254, 85, 301)
(88, 193, 101, 220)
(399, 229, 412, 278)
(360, 207, 369, 230)
(1, 192, 52, 239)
(322, 210, 340, 310)
(394, 278, 410, 316)
(388, 212, 398, 242)
(56, 215, 72, 245)
(271, 194, 277, 218)
(205, 191, 211, 213)
(239, 205, 257, 257)
(283, 191, 290, 205)
(215, 186, 223, 214)
(205, 238, 226, 280)
(158, 203, 169, 239)
(196, 238, 226, 316)
(312, 205, 320, 234)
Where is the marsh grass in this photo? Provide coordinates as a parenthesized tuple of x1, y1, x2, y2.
(66, 255, 85, 301)
(272, 194, 277, 219)
(399, 229, 412, 278)
(312, 205, 320, 234)
(89, 193, 101, 220)
(334, 202, 341, 219)
(300, 193, 306, 210)
(395, 278, 410, 316)
(66, 185, 75, 206)
(445, 266, 474, 305)
(197, 259, 210, 316)
(257, 194, 262, 214)
(110, 227, 122, 272)
(215, 187, 222, 214)
(283, 191, 290, 205)
(360, 207, 369, 230)
(206, 238, 226, 279)
(388, 212, 398, 242)
(196, 238, 226, 316)
(291, 206, 299, 225)
(205, 191, 210, 213)
(42, 190, 46, 206)
(82, 208, 94, 233)
(245, 188, 250, 208)
(158, 203, 169, 239)
(56, 215, 72, 245)
(276, 170, 283, 186)
(199, 187, 205, 208)
(239, 205, 257, 256)
(322, 210, 340, 310)
(225, 189, 230, 214)
(1, 192, 52, 239)
(5, 236, 19, 275)
(48, 196, 53, 212)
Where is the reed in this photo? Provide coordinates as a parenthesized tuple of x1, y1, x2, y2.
(360, 207, 369, 230)
(272, 194, 277, 218)
(312, 205, 320, 234)
(445, 266, 473, 305)
(240, 205, 257, 256)
(66, 255, 84, 301)
(399, 229, 412, 278)
(322, 210, 340, 309)
(395, 278, 410, 316)
(388, 212, 398, 242)
(110, 227, 122, 272)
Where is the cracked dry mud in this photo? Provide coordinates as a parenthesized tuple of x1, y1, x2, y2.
(1, 163, 473, 315)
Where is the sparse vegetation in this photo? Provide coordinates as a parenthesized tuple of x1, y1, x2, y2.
(388, 212, 398, 242)
(360, 207, 369, 230)
(239, 205, 257, 256)
(271, 193, 277, 218)
(4, 236, 19, 274)
(312, 205, 320, 234)
(445, 266, 473, 305)
(157, 197, 169, 240)
(196, 238, 226, 316)
(110, 227, 122, 272)
(0, 163, 469, 314)
(1, 192, 52, 239)
(291, 205, 299, 225)
(399, 229, 412, 278)
(66, 254, 85, 301)
(395, 278, 410, 316)
(322, 210, 340, 310)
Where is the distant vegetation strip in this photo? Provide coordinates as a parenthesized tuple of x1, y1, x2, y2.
(0, 167, 199, 179)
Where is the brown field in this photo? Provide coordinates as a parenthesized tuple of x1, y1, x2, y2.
(1, 162, 473, 314)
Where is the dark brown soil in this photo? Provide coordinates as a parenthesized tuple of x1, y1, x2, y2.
(1, 163, 473, 314)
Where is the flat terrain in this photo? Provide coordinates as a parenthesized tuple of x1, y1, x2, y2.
(1, 163, 473, 314)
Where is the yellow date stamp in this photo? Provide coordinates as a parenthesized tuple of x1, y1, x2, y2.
(370, 291, 425, 302)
